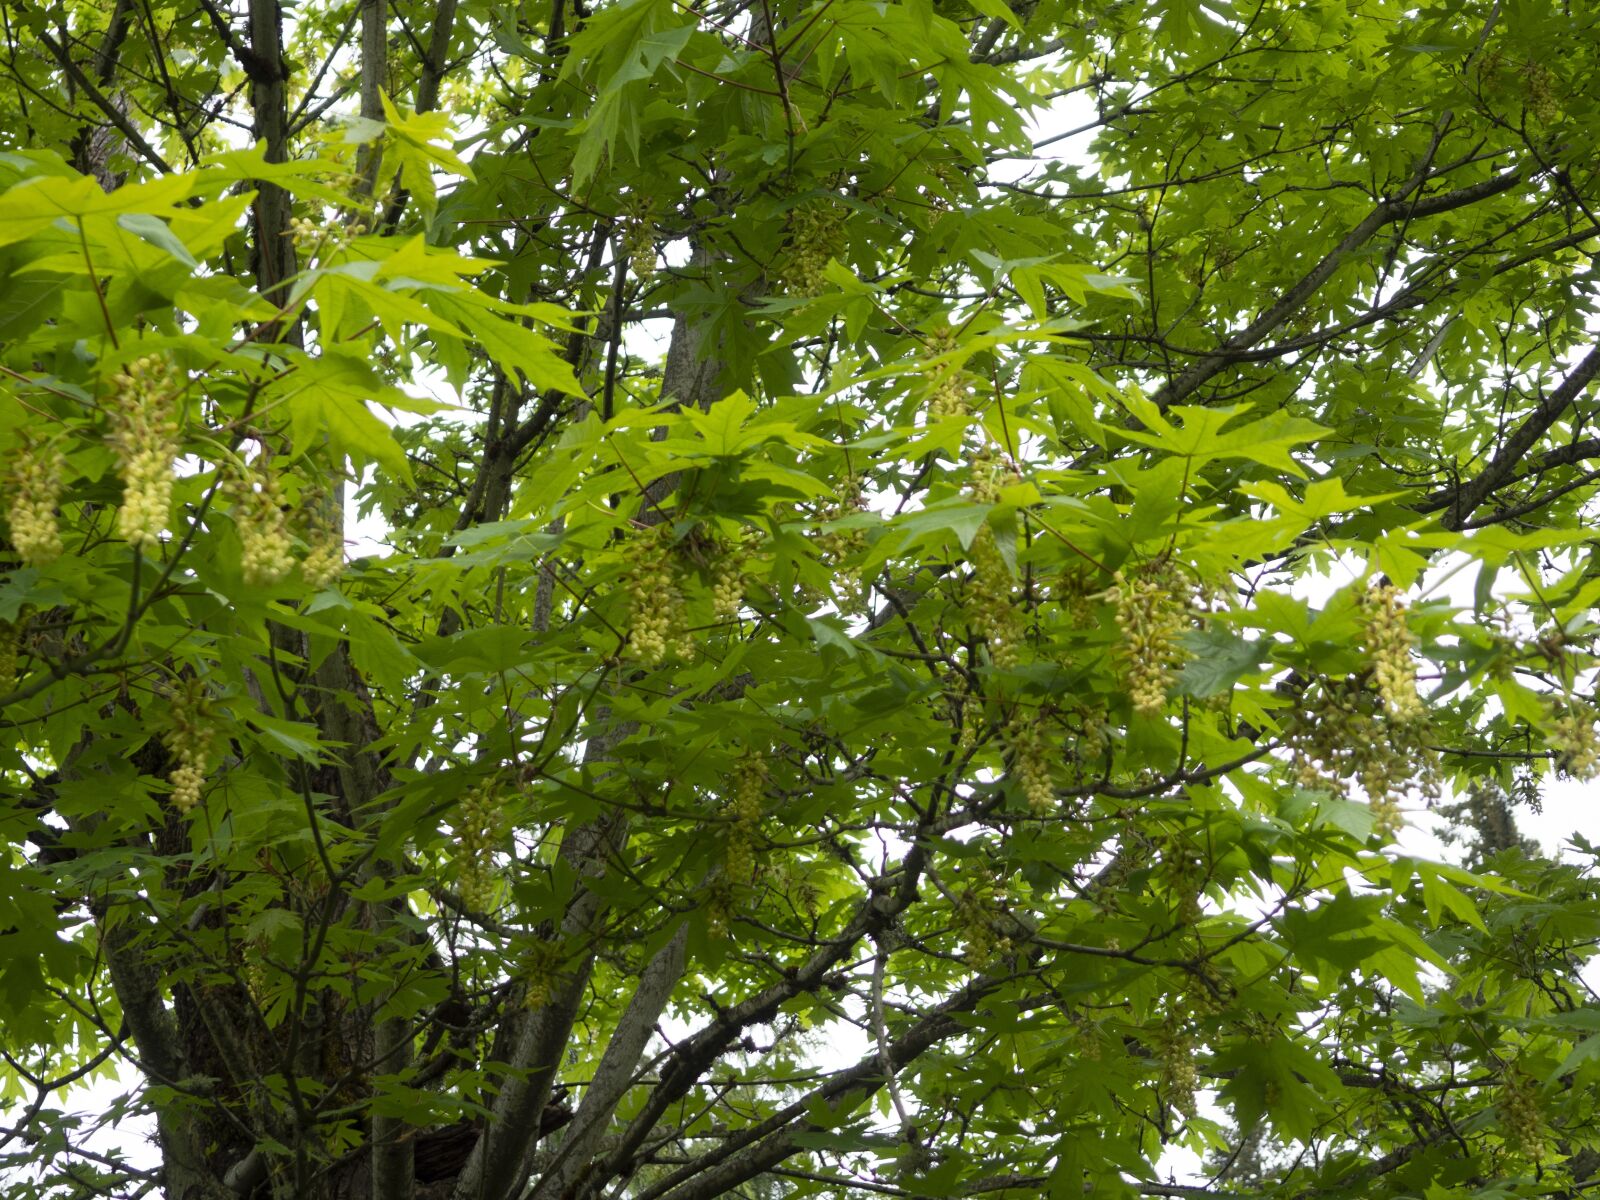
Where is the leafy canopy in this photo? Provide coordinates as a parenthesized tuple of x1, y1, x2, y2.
(1, 0, 1600, 1198)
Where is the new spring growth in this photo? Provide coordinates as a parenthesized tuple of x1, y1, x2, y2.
(1285, 678, 1439, 841)
(964, 450, 1025, 667)
(300, 488, 345, 589)
(8, 442, 65, 567)
(955, 873, 1011, 968)
(1109, 560, 1192, 717)
(923, 327, 971, 422)
(624, 527, 693, 666)
(226, 459, 295, 587)
(163, 678, 216, 813)
(520, 939, 562, 1012)
(710, 529, 758, 622)
(1499, 1064, 1546, 1161)
(724, 752, 767, 887)
(779, 201, 846, 297)
(1549, 699, 1600, 780)
(107, 354, 180, 551)
(289, 215, 366, 256)
(619, 195, 656, 282)
(1005, 719, 1054, 814)
(816, 477, 869, 608)
(456, 776, 505, 913)
(1363, 583, 1424, 722)
(1157, 1021, 1198, 1115)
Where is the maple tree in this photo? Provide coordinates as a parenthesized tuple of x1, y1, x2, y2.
(2, 0, 1600, 1198)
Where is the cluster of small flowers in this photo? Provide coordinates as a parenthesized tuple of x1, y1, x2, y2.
(289, 215, 366, 251)
(964, 451, 1025, 666)
(923, 162, 959, 227)
(8, 444, 66, 566)
(163, 680, 215, 813)
(710, 531, 757, 621)
(0, 621, 17, 693)
(724, 753, 767, 886)
(1071, 1012, 1102, 1061)
(107, 355, 180, 551)
(1500, 1064, 1545, 1160)
(520, 940, 561, 1011)
(619, 197, 657, 281)
(928, 366, 972, 421)
(1520, 61, 1561, 123)
(1074, 706, 1110, 770)
(242, 955, 269, 1005)
(778, 201, 846, 297)
(1550, 700, 1600, 780)
(966, 526, 1024, 667)
(1157, 1022, 1199, 1115)
(1362, 584, 1425, 722)
(1181, 964, 1231, 1017)
(1055, 569, 1098, 628)
(1006, 719, 1054, 814)
(955, 878, 1012, 968)
(227, 464, 295, 587)
(923, 329, 970, 421)
(625, 529, 693, 666)
(816, 477, 869, 607)
(301, 503, 345, 588)
(706, 876, 737, 939)
(1286, 679, 1440, 839)
(1108, 561, 1192, 717)
(456, 777, 504, 912)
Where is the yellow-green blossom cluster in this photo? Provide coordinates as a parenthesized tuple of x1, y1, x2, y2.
(107, 355, 180, 551)
(8, 444, 66, 566)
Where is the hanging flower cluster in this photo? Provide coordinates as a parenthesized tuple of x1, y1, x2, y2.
(1006, 719, 1054, 814)
(619, 195, 657, 282)
(624, 527, 693, 666)
(1549, 699, 1599, 780)
(456, 776, 505, 912)
(964, 450, 1025, 667)
(723, 752, 767, 887)
(108, 354, 182, 551)
(227, 460, 295, 587)
(163, 679, 216, 813)
(1362, 583, 1425, 722)
(1286, 678, 1440, 840)
(300, 491, 346, 588)
(1109, 561, 1193, 716)
(778, 201, 847, 297)
(7, 443, 66, 566)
